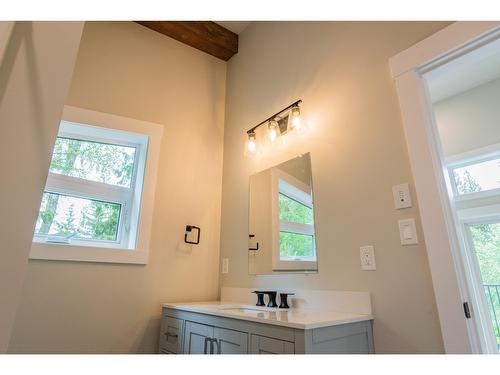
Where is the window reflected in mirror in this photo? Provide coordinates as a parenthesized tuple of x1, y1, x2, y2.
(248, 153, 318, 274)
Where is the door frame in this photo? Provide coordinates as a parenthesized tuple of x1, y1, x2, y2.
(389, 21, 500, 353)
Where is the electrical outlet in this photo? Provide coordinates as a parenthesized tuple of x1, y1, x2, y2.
(222, 258, 229, 274)
(360, 246, 376, 271)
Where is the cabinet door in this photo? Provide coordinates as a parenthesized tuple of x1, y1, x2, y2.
(159, 316, 184, 354)
(213, 327, 248, 354)
(250, 335, 295, 354)
(183, 321, 214, 354)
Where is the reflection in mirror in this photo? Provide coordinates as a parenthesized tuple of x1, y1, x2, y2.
(248, 153, 317, 274)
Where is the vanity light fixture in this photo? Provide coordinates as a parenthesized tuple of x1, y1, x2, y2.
(247, 131, 257, 153)
(246, 100, 302, 152)
(291, 106, 301, 129)
(268, 120, 279, 142)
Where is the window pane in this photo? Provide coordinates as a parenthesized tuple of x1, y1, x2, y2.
(49, 137, 136, 187)
(279, 193, 314, 224)
(453, 158, 500, 195)
(279, 231, 315, 258)
(469, 223, 500, 349)
(34, 192, 121, 241)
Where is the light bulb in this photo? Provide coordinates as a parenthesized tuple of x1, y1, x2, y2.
(247, 132, 256, 153)
(291, 106, 301, 130)
(268, 120, 278, 142)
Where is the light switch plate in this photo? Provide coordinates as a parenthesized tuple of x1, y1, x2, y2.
(398, 219, 418, 245)
(392, 183, 412, 209)
(360, 246, 376, 270)
(222, 258, 229, 274)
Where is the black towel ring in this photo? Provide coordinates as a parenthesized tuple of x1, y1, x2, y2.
(185, 225, 201, 245)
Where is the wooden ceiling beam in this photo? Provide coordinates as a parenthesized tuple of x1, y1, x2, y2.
(135, 21, 238, 61)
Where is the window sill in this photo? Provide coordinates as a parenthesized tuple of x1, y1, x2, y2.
(272, 259, 317, 271)
(29, 242, 148, 264)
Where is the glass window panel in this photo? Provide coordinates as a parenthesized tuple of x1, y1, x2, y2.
(453, 158, 500, 195)
(279, 231, 315, 258)
(279, 193, 314, 224)
(34, 192, 121, 241)
(49, 137, 136, 188)
(469, 223, 500, 349)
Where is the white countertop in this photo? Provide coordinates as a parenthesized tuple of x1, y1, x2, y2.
(162, 301, 373, 329)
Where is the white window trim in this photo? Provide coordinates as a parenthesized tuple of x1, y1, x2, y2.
(271, 168, 317, 271)
(29, 105, 163, 265)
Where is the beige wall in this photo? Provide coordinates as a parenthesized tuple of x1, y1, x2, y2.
(434, 77, 500, 157)
(8, 22, 226, 353)
(248, 169, 273, 274)
(220, 22, 449, 353)
(0, 22, 83, 352)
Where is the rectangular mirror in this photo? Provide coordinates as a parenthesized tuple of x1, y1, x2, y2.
(248, 153, 318, 274)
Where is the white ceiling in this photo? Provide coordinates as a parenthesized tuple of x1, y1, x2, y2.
(425, 37, 500, 103)
(215, 21, 251, 35)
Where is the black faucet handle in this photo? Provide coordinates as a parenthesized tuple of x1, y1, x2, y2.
(252, 291, 266, 306)
(279, 293, 295, 309)
(264, 291, 278, 308)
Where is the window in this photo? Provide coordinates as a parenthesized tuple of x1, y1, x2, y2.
(35, 192, 122, 242)
(271, 169, 317, 271)
(448, 146, 500, 199)
(30, 106, 163, 264)
(278, 181, 316, 261)
(33, 121, 147, 249)
(447, 143, 500, 351)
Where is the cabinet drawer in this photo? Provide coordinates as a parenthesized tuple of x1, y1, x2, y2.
(159, 316, 184, 353)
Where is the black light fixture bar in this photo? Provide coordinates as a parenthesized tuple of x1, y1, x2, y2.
(246, 100, 302, 135)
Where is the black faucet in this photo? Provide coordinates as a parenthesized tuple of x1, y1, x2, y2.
(253, 291, 294, 308)
(265, 291, 278, 308)
(253, 290, 278, 307)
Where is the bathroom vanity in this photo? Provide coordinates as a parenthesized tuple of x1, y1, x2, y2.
(158, 302, 374, 354)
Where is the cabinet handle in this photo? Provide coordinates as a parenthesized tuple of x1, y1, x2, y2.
(204, 337, 209, 354)
(217, 339, 222, 354)
(203, 337, 220, 354)
(209, 338, 215, 354)
(164, 332, 178, 339)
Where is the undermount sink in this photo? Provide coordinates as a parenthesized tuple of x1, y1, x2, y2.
(219, 307, 262, 313)
(219, 307, 264, 314)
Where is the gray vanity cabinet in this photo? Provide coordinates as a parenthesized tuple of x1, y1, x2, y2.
(250, 335, 295, 354)
(215, 327, 248, 354)
(159, 316, 184, 354)
(184, 321, 214, 354)
(159, 307, 374, 354)
(183, 321, 248, 354)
